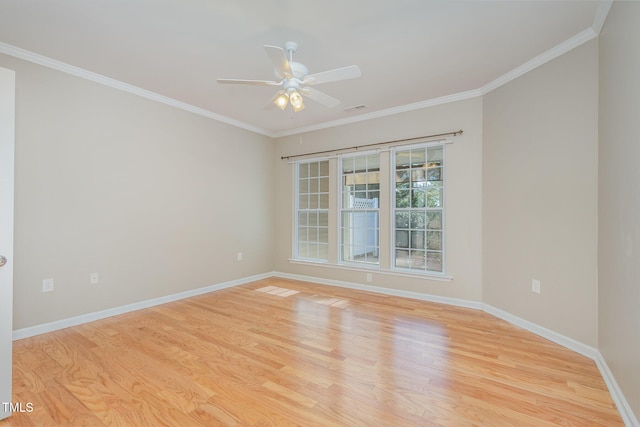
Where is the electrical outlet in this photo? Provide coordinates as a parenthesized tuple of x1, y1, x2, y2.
(42, 278, 54, 293)
(90, 273, 99, 285)
(237, 252, 243, 261)
(366, 273, 373, 283)
(531, 279, 541, 294)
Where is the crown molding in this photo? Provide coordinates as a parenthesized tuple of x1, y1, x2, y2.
(0, 42, 275, 138)
(480, 27, 598, 95)
(276, 23, 602, 138)
(273, 89, 482, 138)
(592, 0, 613, 35)
(1, 12, 607, 140)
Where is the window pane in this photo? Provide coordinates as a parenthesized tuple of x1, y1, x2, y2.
(411, 230, 425, 249)
(411, 149, 426, 167)
(318, 212, 328, 227)
(427, 231, 442, 250)
(367, 154, 380, 170)
(319, 176, 329, 192)
(427, 185, 443, 208)
(308, 244, 318, 259)
(309, 177, 319, 193)
(367, 172, 380, 185)
(428, 146, 443, 165)
(341, 153, 380, 266)
(411, 169, 426, 183)
(298, 212, 308, 226)
(318, 244, 328, 260)
(427, 252, 442, 272)
(393, 145, 445, 273)
(396, 151, 410, 168)
(342, 157, 355, 173)
(299, 178, 308, 194)
(295, 160, 329, 262)
(319, 193, 329, 209)
(319, 161, 329, 176)
(410, 250, 426, 269)
(396, 189, 410, 208)
(299, 243, 308, 258)
(427, 167, 442, 181)
(310, 194, 320, 209)
(426, 211, 442, 230)
(395, 230, 409, 248)
(308, 212, 318, 226)
(343, 191, 353, 208)
(410, 211, 425, 229)
(308, 227, 318, 242)
(299, 163, 309, 178)
(299, 195, 309, 209)
(396, 170, 410, 184)
(318, 227, 328, 243)
(395, 212, 409, 228)
(395, 249, 410, 267)
(411, 189, 426, 208)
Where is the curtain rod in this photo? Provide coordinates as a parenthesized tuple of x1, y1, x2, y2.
(280, 129, 463, 160)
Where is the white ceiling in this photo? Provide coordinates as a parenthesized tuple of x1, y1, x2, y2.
(0, 1, 609, 137)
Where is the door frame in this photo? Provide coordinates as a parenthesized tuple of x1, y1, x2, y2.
(0, 66, 16, 421)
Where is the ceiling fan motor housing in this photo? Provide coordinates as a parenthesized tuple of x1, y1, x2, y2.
(274, 60, 308, 81)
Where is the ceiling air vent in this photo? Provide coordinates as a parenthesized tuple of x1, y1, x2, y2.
(344, 104, 367, 112)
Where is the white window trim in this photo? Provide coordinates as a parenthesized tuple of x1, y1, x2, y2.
(390, 141, 447, 275)
(338, 150, 381, 268)
(291, 139, 451, 280)
(293, 158, 330, 262)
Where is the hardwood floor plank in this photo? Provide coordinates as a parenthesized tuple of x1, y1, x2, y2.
(1, 277, 624, 426)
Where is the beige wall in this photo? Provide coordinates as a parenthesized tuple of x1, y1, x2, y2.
(598, 2, 640, 420)
(482, 41, 599, 346)
(0, 53, 275, 329)
(274, 98, 484, 302)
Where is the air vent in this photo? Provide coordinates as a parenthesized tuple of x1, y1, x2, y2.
(344, 104, 367, 112)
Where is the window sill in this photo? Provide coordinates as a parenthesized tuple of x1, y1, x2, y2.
(287, 259, 453, 283)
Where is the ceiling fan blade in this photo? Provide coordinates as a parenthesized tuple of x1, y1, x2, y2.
(217, 78, 280, 86)
(264, 45, 292, 78)
(301, 87, 341, 108)
(303, 65, 361, 85)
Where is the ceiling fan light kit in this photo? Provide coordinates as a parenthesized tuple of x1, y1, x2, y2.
(217, 41, 361, 113)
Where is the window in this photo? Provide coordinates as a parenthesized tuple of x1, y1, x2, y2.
(340, 153, 380, 265)
(295, 160, 330, 261)
(393, 145, 444, 272)
(292, 141, 446, 277)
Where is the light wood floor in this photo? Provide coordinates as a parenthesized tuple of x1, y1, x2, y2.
(1, 277, 623, 426)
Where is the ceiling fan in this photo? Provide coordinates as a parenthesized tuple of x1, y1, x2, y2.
(217, 41, 361, 112)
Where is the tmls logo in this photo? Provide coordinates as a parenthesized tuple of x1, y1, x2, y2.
(2, 402, 34, 413)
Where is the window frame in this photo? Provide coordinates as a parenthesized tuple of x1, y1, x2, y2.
(294, 158, 330, 263)
(390, 142, 446, 275)
(290, 140, 450, 280)
(338, 151, 381, 268)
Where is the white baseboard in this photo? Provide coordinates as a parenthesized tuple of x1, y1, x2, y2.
(12, 272, 273, 341)
(273, 271, 483, 310)
(273, 271, 637, 426)
(594, 352, 640, 427)
(12, 270, 638, 426)
(481, 305, 638, 426)
(481, 303, 599, 359)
